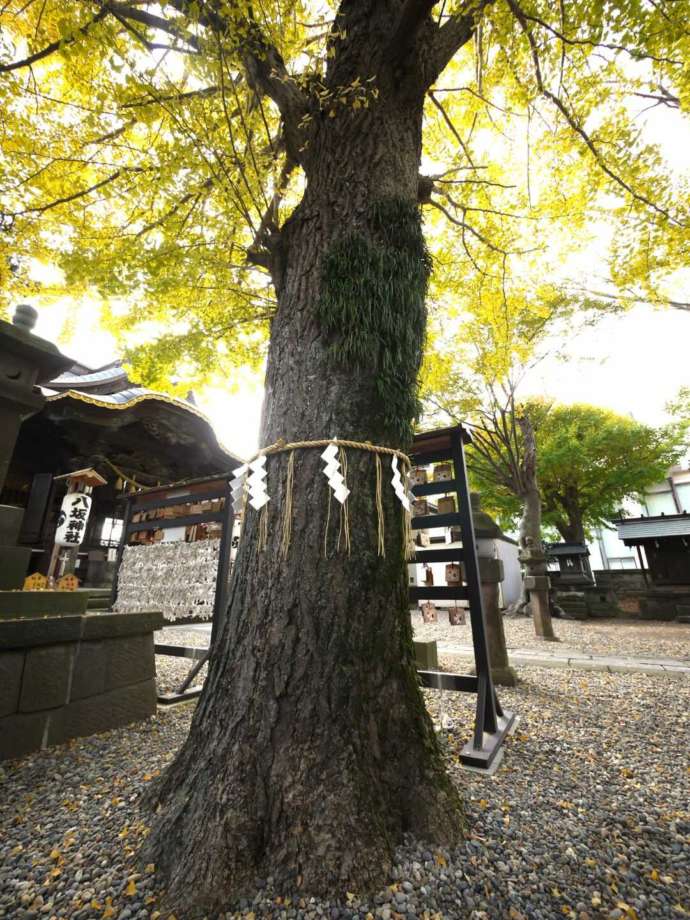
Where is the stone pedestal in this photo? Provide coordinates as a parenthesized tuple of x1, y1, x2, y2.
(471, 493, 518, 686)
(523, 566, 558, 641)
(413, 639, 439, 670)
(479, 556, 518, 686)
(0, 505, 32, 589)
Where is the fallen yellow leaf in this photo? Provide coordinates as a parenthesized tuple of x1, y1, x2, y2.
(125, 879, 137, 896)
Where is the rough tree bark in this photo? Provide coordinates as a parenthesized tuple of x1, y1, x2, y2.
(553, 496, 587, 544)
(141, 3, 479, 915)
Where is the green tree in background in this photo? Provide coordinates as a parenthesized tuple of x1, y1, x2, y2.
(471, 401, 685, 542)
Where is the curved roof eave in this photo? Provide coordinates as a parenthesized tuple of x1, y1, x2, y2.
(44, 388, 243, 464)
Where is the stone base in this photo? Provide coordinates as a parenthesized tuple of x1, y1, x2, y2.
(0, 610, 163, 761)
(414, 639, 439, 670)
(0, 545, 32, 591)
(491, 666, 518, 687)
(0, 590, 89, 619)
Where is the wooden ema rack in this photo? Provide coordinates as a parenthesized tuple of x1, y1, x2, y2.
(111, 474, 234, 704)
(410, 424, 515, 769)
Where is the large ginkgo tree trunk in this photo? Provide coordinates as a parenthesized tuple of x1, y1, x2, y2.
(142, 2, 486, 914)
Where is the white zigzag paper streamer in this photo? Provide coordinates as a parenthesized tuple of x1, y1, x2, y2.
(321, 441, 350, 505)
(247, 455, 270, 510)
(391, 455, 411, 512)
(230, 463, 248, 514)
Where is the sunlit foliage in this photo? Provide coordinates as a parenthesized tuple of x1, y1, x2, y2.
(1, 0, 688, 389)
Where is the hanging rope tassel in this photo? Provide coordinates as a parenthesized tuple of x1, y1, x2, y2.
(402, 458, 414, 560)
(337, 446, 351, 556)
(280, 450, 295, 558)
(323, 484, 332, 559)
(258, 503, 269, 552)
(375, 453, 385, 557)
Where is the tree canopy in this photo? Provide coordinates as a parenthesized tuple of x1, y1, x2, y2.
(468, 399, 685, 540)
(1, 0, 688, 391)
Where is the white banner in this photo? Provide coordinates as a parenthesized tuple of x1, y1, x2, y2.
(55, 493, 92, 547)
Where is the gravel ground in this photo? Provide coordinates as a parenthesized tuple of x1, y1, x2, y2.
(413, 614, 690, 661)
(1, 667, 688, 920)
(153, 618, 690, 699)
(155, 627, 210, 694)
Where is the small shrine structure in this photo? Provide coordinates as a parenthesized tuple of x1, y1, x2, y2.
(1, 346, 241, 585)
(546, 541, 594, 587)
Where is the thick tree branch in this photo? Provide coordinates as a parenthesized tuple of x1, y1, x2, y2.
(108, 2, 202, 50)
(247, 155, 296, 268)
(423, 0, 495, 87)
(387, 0, 437, 66)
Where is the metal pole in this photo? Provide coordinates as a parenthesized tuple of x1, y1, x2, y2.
(110, 495, 132, 609)
(451, 428, 498, 736)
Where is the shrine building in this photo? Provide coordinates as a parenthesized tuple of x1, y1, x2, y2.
(0, 358, 241, 585)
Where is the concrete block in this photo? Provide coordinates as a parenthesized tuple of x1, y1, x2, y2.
(82, 611, 164, 640)
(0, 615, 83, 650)
(70, 641, 106, 700)
(414, 640, 439, 670)
(47, 678, 157, 746)
(19, 644, 74, 712)
(0, 650, 24, 716)
(0, 711, 47, 761)
(104, 634, 155, 690)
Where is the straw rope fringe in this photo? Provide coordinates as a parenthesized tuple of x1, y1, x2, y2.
(258, 504, 268, 552)
(246, 437, 412, 559)
(280, 450, 295, 558)
(337, 447, 351, 556)
(375, 454, 385, 557)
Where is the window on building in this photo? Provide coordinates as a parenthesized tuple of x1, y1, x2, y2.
(100, 517, 123, 547)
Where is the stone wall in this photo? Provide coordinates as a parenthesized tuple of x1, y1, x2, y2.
(592, 570, 647, 593)
(0, 610, 163, 761)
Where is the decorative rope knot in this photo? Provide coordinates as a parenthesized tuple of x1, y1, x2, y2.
(232, 437, 414, 560)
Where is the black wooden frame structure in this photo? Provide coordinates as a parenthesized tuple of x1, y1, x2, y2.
(410, 425, 515, 769)
(111, 474, 235, 704)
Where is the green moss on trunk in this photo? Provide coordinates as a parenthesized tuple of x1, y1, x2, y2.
(316, 198, 430, 444)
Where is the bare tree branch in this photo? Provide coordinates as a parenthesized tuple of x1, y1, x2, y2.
(9, 170, 126, 215)
(507, 0, 683, 227)
(0, 6, 110, 72)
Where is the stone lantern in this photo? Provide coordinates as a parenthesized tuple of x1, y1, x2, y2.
(0, 304, 72, 588)
(471, 492, 517, 687)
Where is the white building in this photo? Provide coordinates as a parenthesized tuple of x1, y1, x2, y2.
(589, 464, 690, 570)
